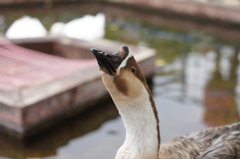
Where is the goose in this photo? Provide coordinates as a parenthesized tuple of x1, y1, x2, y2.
(5, 16, 47, 39)
(90, 46, 240, 159)
(50, 13, 105, 41)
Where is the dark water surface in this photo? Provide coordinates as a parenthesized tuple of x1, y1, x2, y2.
(0, 2, 240, 159)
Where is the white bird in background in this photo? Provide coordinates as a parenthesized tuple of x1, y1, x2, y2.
(50, 13, 105, 41)
(5, 16, 47, 39)
(91, 46, 240, 159)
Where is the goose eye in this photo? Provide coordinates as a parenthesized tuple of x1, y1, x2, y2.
(131, 67, 136, 74)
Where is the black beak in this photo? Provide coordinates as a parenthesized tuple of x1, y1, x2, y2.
(90, 46, 129, 76)
(91, 48, 121, 76)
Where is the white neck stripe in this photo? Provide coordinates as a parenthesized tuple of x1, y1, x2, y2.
(117, 51, 133, 73)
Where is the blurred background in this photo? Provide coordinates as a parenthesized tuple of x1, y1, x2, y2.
(0, 0, 240, 159)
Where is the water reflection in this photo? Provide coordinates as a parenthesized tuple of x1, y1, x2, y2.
(181, 46, 240, 126)
(184, 50, 216, 103)
(204, 47, 240, 126)
(0, 100, 119, 159)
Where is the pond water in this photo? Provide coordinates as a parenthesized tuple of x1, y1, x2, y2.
(0, 2, 240, 159)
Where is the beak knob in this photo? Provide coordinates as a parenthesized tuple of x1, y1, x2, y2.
(90, 48, 102, 54)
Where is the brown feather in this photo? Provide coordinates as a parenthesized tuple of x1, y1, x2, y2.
(160, 122, 240, 159)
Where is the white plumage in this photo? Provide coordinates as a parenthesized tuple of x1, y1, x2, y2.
(5, 16, 47, 39)
(50, 13, 105, 41)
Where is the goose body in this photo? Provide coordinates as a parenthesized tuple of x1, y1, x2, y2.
(91, 46, 240, 159)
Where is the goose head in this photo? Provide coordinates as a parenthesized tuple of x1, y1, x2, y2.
(91, 46, 149, 100)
